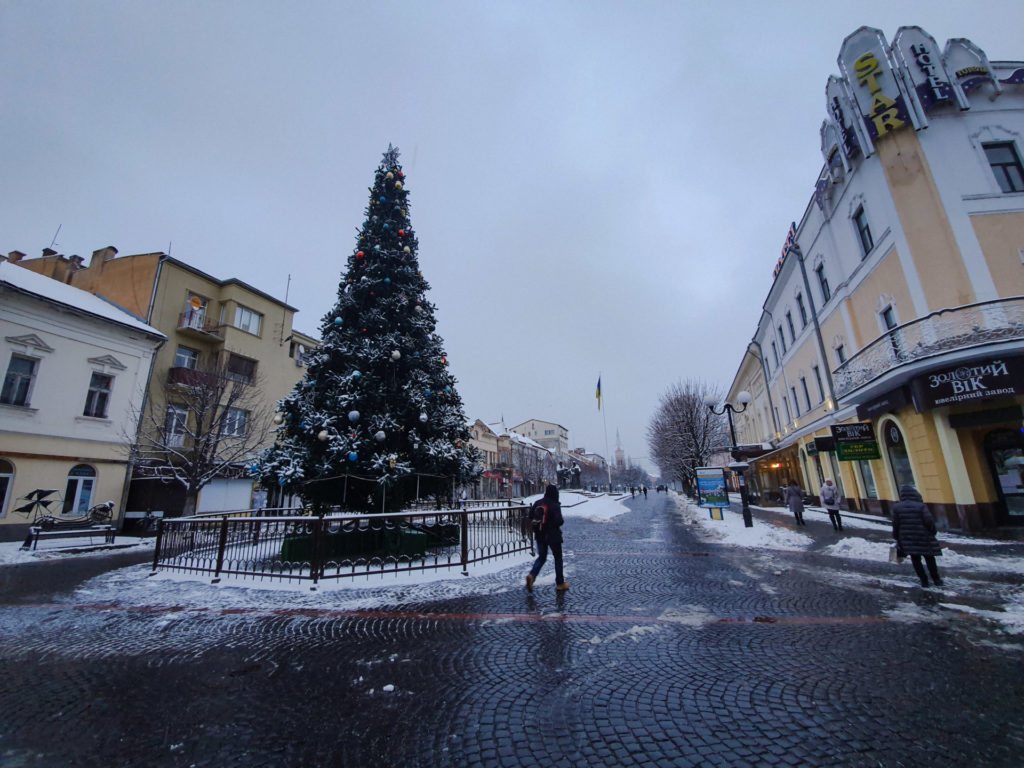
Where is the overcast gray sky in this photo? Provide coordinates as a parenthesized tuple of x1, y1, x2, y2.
(3, 1, 1021, 473)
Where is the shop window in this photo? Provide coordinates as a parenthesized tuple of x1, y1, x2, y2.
(0, 458, 12, 517)
(985, 430, 1024, 521)
(882, 421, 915, 490)
(857, 460, 878, 499)
(62, 464, 96, 516)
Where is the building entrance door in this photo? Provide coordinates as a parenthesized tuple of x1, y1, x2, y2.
(985, 429, 1024, 526)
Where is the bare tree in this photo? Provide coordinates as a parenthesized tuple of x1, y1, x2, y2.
(646, 379, 729, 494)
(130, 357, 274, 516)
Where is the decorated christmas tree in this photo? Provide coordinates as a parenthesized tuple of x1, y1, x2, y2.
(255, 145, 480, 513)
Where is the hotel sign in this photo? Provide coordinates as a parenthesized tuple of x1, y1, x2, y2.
(910, 356, 1024, 412)
(830, 422, 881, 462)
(892, 27, 955, 111)
(838, 28, 911, 141)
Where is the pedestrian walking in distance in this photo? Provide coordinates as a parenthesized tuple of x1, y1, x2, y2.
(892, 484, 943, 587)
(526, 484, 568, 593)
(785, 479, 806, 526)
(819, 479, 843, 531)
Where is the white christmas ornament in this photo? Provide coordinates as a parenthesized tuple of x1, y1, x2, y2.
(391, 350, 401, 361)
(374, 430, 386, 442)
(348, 411, 360, 422)
(318, 430, 328, 441)
(273, 413, 284, 425)
(419, 412, 428, 423)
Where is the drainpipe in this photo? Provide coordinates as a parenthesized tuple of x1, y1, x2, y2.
(747, 340, 780, 436)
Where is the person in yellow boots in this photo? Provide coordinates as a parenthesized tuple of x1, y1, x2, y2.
(526, 484, 568, 592)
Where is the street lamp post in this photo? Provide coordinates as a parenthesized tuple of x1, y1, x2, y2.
(706, 391, 754, 528)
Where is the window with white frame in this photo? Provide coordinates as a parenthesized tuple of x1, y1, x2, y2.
(853, 206, 874, 256)
(0, 458, 12, 517)
(234, 305, 262, 336)
(83, 372, 113, 418)
(62, 464, 95, 516)
(790, 387, 800, 417)
(222, 407, 248, 437)
(778, 324, 787, 353)
(174, 346, 200, 369)
(226, 353, 256, 384)
(983, 141, 1024, 193)
(800, 377, 812, 412)
(1, 355, 37, 407)
(786, 311, 796, 342)
(165, 404, 187, 447)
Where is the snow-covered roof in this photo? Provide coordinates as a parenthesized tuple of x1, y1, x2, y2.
(509, 431, 551, 452)
(0, 261, 164, 338)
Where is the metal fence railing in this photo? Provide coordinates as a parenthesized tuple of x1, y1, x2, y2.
(151, 503, 533, 585)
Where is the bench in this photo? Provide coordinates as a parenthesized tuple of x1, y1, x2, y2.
(24, 524, 116, 551)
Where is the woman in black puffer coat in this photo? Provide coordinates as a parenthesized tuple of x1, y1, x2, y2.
(891, 484, 943, 587)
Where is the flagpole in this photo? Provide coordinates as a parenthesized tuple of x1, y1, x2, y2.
(600, 373, 612, 489)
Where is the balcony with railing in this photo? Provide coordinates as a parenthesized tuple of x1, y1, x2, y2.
(167, 366, 219, 388)
(833, 296, 1024, 401)
(177, 310, 224, 340)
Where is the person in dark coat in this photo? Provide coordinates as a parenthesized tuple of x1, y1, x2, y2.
(526, 484, 568, 592)
(785, 480, 806, 525)
(891, 484, 943, 587)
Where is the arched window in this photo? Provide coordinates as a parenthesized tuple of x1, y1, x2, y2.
(62, 464, 96, 516)
(882, 421, 916, 490)
(0, 459, 13, 518)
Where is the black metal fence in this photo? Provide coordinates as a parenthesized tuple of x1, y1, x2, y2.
(151, 501, 533, 585)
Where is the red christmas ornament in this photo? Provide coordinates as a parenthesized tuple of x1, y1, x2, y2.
(356, 251, 364, 259)
(442, 357, 448, 364)
(362, 328, 367, 333)
(398, 229, 405, 236)
(398, 171, 404, 178)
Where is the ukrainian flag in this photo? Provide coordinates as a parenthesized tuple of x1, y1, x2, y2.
(596, 376, 601, 410)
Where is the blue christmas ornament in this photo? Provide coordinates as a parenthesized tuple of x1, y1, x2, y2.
(250, 464, 259, 473)
(379, 196, 386, 203)
(425, 389, 431, 396)
(334, 317, 342, 325)
(384, 277, 391, 283)
(278, 477, 286, 486)
(445, 386, 452, 392)
(383, 223, 390, 230)
(352, 371, 362, 379)
(374, 245, 381, 251)
(348, 452, 358, 462)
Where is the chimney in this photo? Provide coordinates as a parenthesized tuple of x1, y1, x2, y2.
(89, 246, 118, 269)
(7, 250, 26, 263)
(68, 255, 84, 270)
(42, 248, 58, 258)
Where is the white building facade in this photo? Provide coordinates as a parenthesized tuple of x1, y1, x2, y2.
(0, 262, 164, 539)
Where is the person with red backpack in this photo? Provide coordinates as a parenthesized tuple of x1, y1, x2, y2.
(526, 484, 568, 593)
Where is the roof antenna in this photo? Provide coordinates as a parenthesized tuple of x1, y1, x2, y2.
(49, 224, 62, 249)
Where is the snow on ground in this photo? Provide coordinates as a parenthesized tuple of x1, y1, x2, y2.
(0, 537, 155, 566)
(5, 492, 1023, 635)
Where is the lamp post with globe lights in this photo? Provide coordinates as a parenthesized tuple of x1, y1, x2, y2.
(706, 391, 754, 528)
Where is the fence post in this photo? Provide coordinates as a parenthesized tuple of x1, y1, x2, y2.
(460, 510, 469, 575)
(212, 516, 229, 583)
(310, 517, 323, 588)
(150, 518, 164, 575)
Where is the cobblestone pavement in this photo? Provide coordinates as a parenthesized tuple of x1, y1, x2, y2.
(1, 496, 1023, 767)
